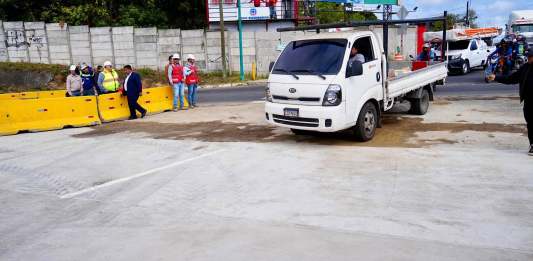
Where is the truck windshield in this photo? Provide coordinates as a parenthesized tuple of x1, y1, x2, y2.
(512, 24, 533, 33)
(272, 39, 347, 76)
(448, 40, 470, 50)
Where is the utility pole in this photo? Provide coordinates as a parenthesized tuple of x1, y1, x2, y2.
(237, 0, 244, 81)
(218, 0, 227, 78)
(465, 0, 470, 27)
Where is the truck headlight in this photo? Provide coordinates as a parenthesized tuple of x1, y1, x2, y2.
(265, 84, 273, 102)
(450, 54, 462, 60)
(322, 84, 342, 106)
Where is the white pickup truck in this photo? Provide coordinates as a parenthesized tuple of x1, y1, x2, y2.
(264, 31, 448, 141)
(446, 38, 494, 74)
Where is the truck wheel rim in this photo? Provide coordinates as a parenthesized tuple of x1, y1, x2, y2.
(364, 111, 375, 135)
(463, 63, 468, 73)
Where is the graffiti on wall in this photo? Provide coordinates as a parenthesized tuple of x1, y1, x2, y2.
(5, 29, 44, 48)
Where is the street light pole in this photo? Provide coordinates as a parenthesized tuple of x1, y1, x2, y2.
(237, 0, 245, 81)
(218, 0, 227, 78)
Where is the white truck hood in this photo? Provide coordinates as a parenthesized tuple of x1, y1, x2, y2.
(268, 74, 335, 106)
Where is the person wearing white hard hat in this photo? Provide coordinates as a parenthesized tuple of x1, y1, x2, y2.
(66, 64, 82, 97)
(168, 53, 186, 111)
(184, 54, 200, 108)
(80, 63, 96, 96)
(97, 61, 120, 93)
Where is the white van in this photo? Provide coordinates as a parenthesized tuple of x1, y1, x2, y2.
(264, 31, 448, 141)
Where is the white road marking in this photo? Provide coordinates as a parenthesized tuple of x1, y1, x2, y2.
(59, 149, 225, 199)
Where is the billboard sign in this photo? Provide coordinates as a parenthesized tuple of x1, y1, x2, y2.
(208, 0, 281, 22)
(325, 0, 399, 4)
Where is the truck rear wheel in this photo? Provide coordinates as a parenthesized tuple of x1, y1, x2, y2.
(409, 89, 430, 115)
(353, 102, 377, 142)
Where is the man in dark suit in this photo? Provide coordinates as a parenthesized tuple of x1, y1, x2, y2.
(123, 65, 147, 120)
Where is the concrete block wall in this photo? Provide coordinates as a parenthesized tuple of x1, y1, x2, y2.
(0, 21, 8, 62)
(46, 23, 70, 65)
(229, 31, 256, 72)
(158, 29, 181, 70)
(90, 27, 113, 66)
(4, 21, 29, 62)
(135, 27, 158, 69)
(205, 31, 230, 72)
(69, 25, 91, 65)
(113, 26, 135, 68)
(24, 22, 49, 64)
(181, 29, 206, 69)
(0, 20, 421, 74)
(255, 32, 280, 74)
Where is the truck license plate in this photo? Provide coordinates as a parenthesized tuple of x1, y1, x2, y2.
(284, 108, 299, 118)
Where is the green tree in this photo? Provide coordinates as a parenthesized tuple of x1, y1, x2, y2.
(315, 3, 377, 24)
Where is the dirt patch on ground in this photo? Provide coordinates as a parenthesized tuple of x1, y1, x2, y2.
(74, 116, 527, 148)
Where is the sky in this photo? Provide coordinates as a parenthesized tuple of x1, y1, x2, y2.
(397, 0, 533, 28)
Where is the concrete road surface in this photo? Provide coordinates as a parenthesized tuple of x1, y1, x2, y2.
(1, 72, 532, 260)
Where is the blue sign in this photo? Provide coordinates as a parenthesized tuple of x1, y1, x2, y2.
(250, 8, 257, 16)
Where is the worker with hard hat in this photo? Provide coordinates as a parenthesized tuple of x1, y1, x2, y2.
(184, 54, 200, 108)
(168, 53, 186, 111)
(97, 61, 120, 93)
(80, 63, 96, 96)
(66, 64, 82, 96)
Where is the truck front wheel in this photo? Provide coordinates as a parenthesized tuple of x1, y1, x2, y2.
(409, 89, 430, 115)
(353, 102, 378, 142)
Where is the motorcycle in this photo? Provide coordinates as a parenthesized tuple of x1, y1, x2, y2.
(484, 55, 501, 83)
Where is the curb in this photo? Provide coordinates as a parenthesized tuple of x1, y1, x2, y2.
(200, 80, 267, 89)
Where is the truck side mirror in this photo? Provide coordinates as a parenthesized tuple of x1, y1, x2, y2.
(346, 61, 363, 78)
(269, 62, 275, 72)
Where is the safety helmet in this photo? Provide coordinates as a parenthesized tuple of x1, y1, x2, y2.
(103, 61, 112, 67)
(81, 63, 88, 70)
(69, 65, 77, 71)
(187, 54, 196, 60)
(172, 53, 180, 59)
(423, 43, 430, 48)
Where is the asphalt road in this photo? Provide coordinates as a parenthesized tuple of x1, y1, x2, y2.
(198, 69, 520, 104)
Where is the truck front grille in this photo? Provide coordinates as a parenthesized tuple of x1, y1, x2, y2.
(272, 114, 319, 127)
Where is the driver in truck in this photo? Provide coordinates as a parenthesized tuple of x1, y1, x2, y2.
(349, 44, 365, 65)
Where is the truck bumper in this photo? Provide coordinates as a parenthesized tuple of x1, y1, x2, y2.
(447, 58, 465, 70)
(265, 102, 349, 132)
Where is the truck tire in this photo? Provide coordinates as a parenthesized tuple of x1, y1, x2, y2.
(409, 89, 430, 115)
(461, 60, 470, 75)
(353, 102, 377, 142)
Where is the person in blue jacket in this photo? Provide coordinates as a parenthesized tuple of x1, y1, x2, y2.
(80, 64, 96, 96)
(489, 39, 513, 75)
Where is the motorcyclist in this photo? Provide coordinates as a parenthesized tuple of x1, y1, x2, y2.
(417, 43, 435, 62)
(489, 39, 513, 75)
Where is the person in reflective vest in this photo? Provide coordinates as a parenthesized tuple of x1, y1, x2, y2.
(185, 54, 200, 108)
(167, 53, 186, 111)
(98, 61, 120, 92)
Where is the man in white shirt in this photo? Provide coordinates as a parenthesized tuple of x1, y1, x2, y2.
(348, 45, 365, 65)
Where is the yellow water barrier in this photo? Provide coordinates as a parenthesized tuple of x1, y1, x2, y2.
(0, 96, 101, 135)
(0, 86, 189, 135)
(0, 90, 66, 100)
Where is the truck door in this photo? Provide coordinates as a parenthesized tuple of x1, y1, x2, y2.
(469, 39, 481, 67)
(344, 35, 382, 124)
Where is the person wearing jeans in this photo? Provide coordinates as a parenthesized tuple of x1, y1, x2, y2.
(168, 53, 186, 111)
(185, 54, 200, 108)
